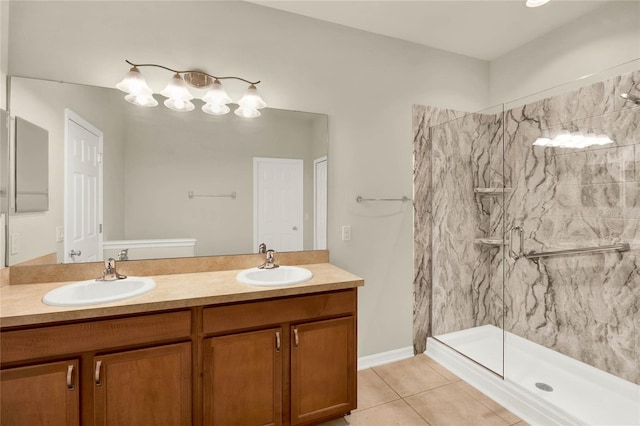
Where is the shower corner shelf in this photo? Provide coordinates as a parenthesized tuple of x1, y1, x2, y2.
(474, 187, 512, 196)
(474, 238, 505, 247)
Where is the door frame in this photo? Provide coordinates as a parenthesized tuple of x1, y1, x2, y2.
(313, 156, 327, 250)
(64, 109, 104, 263)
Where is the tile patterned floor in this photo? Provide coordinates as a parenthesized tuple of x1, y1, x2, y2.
(320, 354, 528, 426)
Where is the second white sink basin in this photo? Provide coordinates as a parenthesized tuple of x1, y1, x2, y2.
(42, 277, 156, 307)
(236, 266, 313, 286)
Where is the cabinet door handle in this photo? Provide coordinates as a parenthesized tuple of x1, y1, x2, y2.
(95, 360, 103, 386)
(66, 364, 75, 390)
(275, 331, 281, 352)
(293, 328, 299, 348)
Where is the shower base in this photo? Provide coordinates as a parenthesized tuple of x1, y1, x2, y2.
(427, 325, 639, 426)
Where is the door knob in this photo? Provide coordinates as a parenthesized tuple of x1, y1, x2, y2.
(69, 249, 82, 258)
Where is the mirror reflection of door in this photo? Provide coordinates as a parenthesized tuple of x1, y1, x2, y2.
(314, 157, 327, 250)
(254, 157, 303, 252)
(64, 110, 103, 263)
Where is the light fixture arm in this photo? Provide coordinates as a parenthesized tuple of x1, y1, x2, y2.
(125, 60, 261, 85)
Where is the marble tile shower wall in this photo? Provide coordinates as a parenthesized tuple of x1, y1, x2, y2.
(413, 70, 639, 384)
(503, 70, 639, 384)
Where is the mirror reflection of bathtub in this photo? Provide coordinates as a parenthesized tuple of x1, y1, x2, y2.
(102, 238, 196, 261)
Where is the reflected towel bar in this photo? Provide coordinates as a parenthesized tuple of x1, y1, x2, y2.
(188, 191, 236, 200)
(356, 195, 412, 203)
(523, 242, 630, 260)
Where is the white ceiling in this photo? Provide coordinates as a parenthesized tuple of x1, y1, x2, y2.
(249, 0, 611, 61)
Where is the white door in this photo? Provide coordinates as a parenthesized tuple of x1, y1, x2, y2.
(254, 157, 304, 252)
(64, 110, 103, 263)
(314, 157, 327, 250)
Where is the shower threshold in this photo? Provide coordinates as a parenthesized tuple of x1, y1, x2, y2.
(428, 325, 639, 426)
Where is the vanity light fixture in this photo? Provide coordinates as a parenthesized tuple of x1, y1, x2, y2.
(116, 60, 266, 117)
(526, 0, 550, 7)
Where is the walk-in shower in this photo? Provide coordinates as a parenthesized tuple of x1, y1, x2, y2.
(413, 65, 640, 425)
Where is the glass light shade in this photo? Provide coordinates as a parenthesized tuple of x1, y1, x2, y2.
(164, 98, 195, 112)
(160, 74, 194, 101)
(116, 67, 153, 95)
(234, 106, 261, 118)
(124, 93, 158, 107)
(526, 0, 550, 7)
(237, 84, 266, 109)
(202, 80, 232, 105)
(202, 103, 231, 115)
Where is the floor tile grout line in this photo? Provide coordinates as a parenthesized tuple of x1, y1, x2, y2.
(369, 366, 403, 400)
(401, 395, 433, 426)
(453, 380, 522, 424)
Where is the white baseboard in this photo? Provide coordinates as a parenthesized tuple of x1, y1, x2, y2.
(357, 346, 414, 370)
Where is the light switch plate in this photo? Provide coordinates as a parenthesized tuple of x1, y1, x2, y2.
(341, 226, 351, 241)
(56, 226, 65, 242)
(10, 233, 19, 255)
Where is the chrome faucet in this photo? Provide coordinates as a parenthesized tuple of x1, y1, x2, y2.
(258, 249, 279, 269)
(96, 258, 127, 281)
(116, 249, 129, 261)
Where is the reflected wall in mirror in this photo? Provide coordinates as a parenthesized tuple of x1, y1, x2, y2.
(15, 117, 49, 213)
(1, 109, 8, 266)
(8, 76, 328, 265)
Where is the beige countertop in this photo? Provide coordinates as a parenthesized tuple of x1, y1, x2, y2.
(0, 263, 363, 328)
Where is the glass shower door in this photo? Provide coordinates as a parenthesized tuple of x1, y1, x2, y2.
(430, 104, 506, 377)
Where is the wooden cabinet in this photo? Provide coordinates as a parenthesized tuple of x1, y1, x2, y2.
(94, 343, 191, 426)
(1, 288, 357, 426)
(0, 359, 80, 426)
(291, 317, 356, 425)
(203, 328, 283, 425)
(202, 289, 357, 425)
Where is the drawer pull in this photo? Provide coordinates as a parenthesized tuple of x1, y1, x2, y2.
(66, 364, 75, 390)
(95, 360, 103, 386)
(293, 328, 299, 348)
(275, 331, 281, 352)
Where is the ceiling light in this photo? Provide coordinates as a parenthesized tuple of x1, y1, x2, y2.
(526, 0, 550, 7)
(116, 60, 265, 117)
(533, 131, 614, 149)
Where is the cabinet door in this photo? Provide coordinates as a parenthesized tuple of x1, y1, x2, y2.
(93, 342, 191, 426)
(1, 359, 79, 426)
(290, 317, 356, 425)
(203, 328, 283, 426)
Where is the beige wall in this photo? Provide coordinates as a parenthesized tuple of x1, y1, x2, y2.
(0, 1, 8, 111)
(7, 1, 490, 356)
(490, 1, 640, 105)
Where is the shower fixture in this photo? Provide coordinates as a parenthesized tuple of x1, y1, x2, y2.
(620, 92, 640, 105)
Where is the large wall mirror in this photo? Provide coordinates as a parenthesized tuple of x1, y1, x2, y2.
(7, 76, 328, 266)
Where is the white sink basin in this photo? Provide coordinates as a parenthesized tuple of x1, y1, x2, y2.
(42, 277, 156, 307)
(236, 266, 313, 286)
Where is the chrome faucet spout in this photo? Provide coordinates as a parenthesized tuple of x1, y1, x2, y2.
(258, 249, 279, 269)
(96, 258, 127, 281)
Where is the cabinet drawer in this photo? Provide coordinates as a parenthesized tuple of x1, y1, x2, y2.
(1, 310, 191, 364)
(203, 289, 356, 335)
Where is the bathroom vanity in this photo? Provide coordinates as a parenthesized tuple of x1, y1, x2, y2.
(0, 257, 363, 426)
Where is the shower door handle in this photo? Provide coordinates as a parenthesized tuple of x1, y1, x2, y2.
(509, 226, 523, 260)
